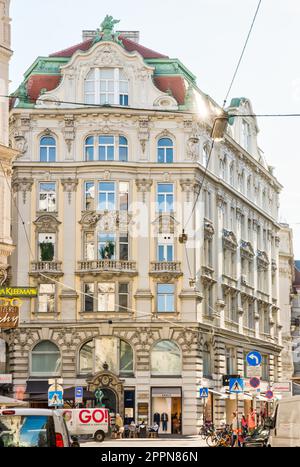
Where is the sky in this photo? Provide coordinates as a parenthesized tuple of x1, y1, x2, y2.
(9, 0, 300, 258)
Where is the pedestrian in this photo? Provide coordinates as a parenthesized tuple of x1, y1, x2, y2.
(248, 409, 256, 434)
(241, 414, 248, 436)
(115, 413, 124, 437)
(231, 412, 241, 447)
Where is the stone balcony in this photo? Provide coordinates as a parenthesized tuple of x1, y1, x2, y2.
(76, 260, 138, 277)
(149, 261, 183, 279)
(30, 261, 63, 277)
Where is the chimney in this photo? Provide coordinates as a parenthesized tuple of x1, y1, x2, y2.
(82, 30, 140, 43)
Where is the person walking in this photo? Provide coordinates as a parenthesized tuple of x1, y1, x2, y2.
(115, 413, 124, 437)
(248, 409, 256, 434)
(231, 412, 241, 447)
(241, 414, 248, 436)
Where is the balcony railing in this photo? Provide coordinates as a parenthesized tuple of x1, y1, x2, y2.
(77, 260, 137, 275)
(150, 261, 182, 278)
(30, 261, 63, 275)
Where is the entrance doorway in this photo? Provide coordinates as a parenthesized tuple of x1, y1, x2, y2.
(151, 388, 182, 435)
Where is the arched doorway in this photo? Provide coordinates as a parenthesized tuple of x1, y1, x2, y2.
(87, 370, 124, 420)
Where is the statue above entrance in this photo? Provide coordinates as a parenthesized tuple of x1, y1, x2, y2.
(93, 15, 121, 44)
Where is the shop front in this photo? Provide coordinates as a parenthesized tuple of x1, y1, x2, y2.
(151, 387, 182, 435)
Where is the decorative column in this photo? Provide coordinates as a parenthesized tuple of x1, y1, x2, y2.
(135, 179, 153, 318)
(216, 190, 226, 328)
(60, 178, 79, 319)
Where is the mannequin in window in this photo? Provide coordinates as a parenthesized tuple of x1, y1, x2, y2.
(161, 412, 168, 432)
(153, 412, 160, 426)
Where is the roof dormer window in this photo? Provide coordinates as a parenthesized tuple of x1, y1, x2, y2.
(84, 68, 129, 106)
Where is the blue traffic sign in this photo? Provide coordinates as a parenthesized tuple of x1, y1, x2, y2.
(265, 390, 274, 400)
(246, 351, 262, 367)
(75, 387, 83, 404)
(199, 388, 209, 398)
(48, 390, 64, 407)
(229, 378, 244, 393)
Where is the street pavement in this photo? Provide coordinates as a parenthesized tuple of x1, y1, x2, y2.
(80, 435, 208, 448)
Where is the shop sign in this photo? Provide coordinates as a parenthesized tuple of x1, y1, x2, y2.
(0, 374, 12, 384)
(0, 305, 19, 329)
(151, 388, 182, 398)
(0, 287, 38, 298)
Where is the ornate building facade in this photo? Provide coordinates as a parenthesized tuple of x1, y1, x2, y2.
(0, 0, 18, 392)
(4, 18, 284, 433)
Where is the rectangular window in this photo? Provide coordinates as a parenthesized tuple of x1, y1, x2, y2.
(157, 284, 175, 313)
(84, 283, 94, 312)
(98, 283, 115, 312)
(38, 284, 55, 313)
(39, 183, 56, 212)
(99, 136, 115, 161)
(158, 235, 174, 262)
(157, 184, 174, 213)
(85, 136, 94, 161)
(98, 182, 115, 211)
(119, 234, 129, 261)
(84, 232, 95, 261)
(261, 355, 269, 381)
(119, 182, 129, 211)
(99, 69, 115, 105)
(118, 283, 129, 312)
(98, 233, 116, 260)
(85, 182, 95, 211)
(248, 303, 255, 329)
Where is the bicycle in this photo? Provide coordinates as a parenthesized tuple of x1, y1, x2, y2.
(199, 422, 214, 440)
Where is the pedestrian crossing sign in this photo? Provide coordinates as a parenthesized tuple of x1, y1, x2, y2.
(199, 388, 209, 398)
(229, 378, 244, 393)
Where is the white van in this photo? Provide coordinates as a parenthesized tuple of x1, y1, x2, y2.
(59, 408, 110, 442)
(268, 396, 300, 447)
(0, 408, 78, 448)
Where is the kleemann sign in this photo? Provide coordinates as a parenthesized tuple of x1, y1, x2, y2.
(0, 287, 38, 298)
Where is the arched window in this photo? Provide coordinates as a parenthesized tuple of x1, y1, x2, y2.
(157, 138, 174, 163)
(79, 337, 133, 376)
(151, 340, 181, 376)
(84, 135, 128, 162)
(203, 343, 212, 378)
(40, 136, 56, 162)
(31, 341, 61, 376)
(84, 68, 129, 106)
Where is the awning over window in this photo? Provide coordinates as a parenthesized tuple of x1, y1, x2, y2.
(26, 380, 49, 394)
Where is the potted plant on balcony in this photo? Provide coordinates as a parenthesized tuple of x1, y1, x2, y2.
(100, 241, 115, 260)
(39, 241, 55, 262)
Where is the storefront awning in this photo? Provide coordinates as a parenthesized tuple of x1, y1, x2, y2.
(208, 389, 227, 399)
(26, 380, 49, 394)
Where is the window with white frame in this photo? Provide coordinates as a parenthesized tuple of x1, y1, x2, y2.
(98, 283, 115, 312)
(98, 182, 116, 211)
(157, 138, 174, 163)
(40, 136, 56, 162)
(157, 284, 175, 313)
(37, 284, 55, 313)
(39, 182, 56, 212)
(84, 231, 128, 261)
(84, 68, 129, 106)
(157, 234, 174, 262)
(157, 184, 174, 213)
(84, 135, 128, 162)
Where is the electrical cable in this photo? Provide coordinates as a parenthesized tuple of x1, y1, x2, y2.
(223, 0, 262, 108)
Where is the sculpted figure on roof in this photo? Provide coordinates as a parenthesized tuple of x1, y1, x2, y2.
(101, 15, 120, 41)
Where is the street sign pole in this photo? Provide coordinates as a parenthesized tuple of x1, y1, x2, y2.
(236, 393, 239, 448)
(203, 398, 206, 425)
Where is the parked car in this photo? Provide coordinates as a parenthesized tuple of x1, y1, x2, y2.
(58, 408, 111, 442)
(243, 425, 270, 447)
(267, 396, 300, 447)
(0, 408, 80, 448)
